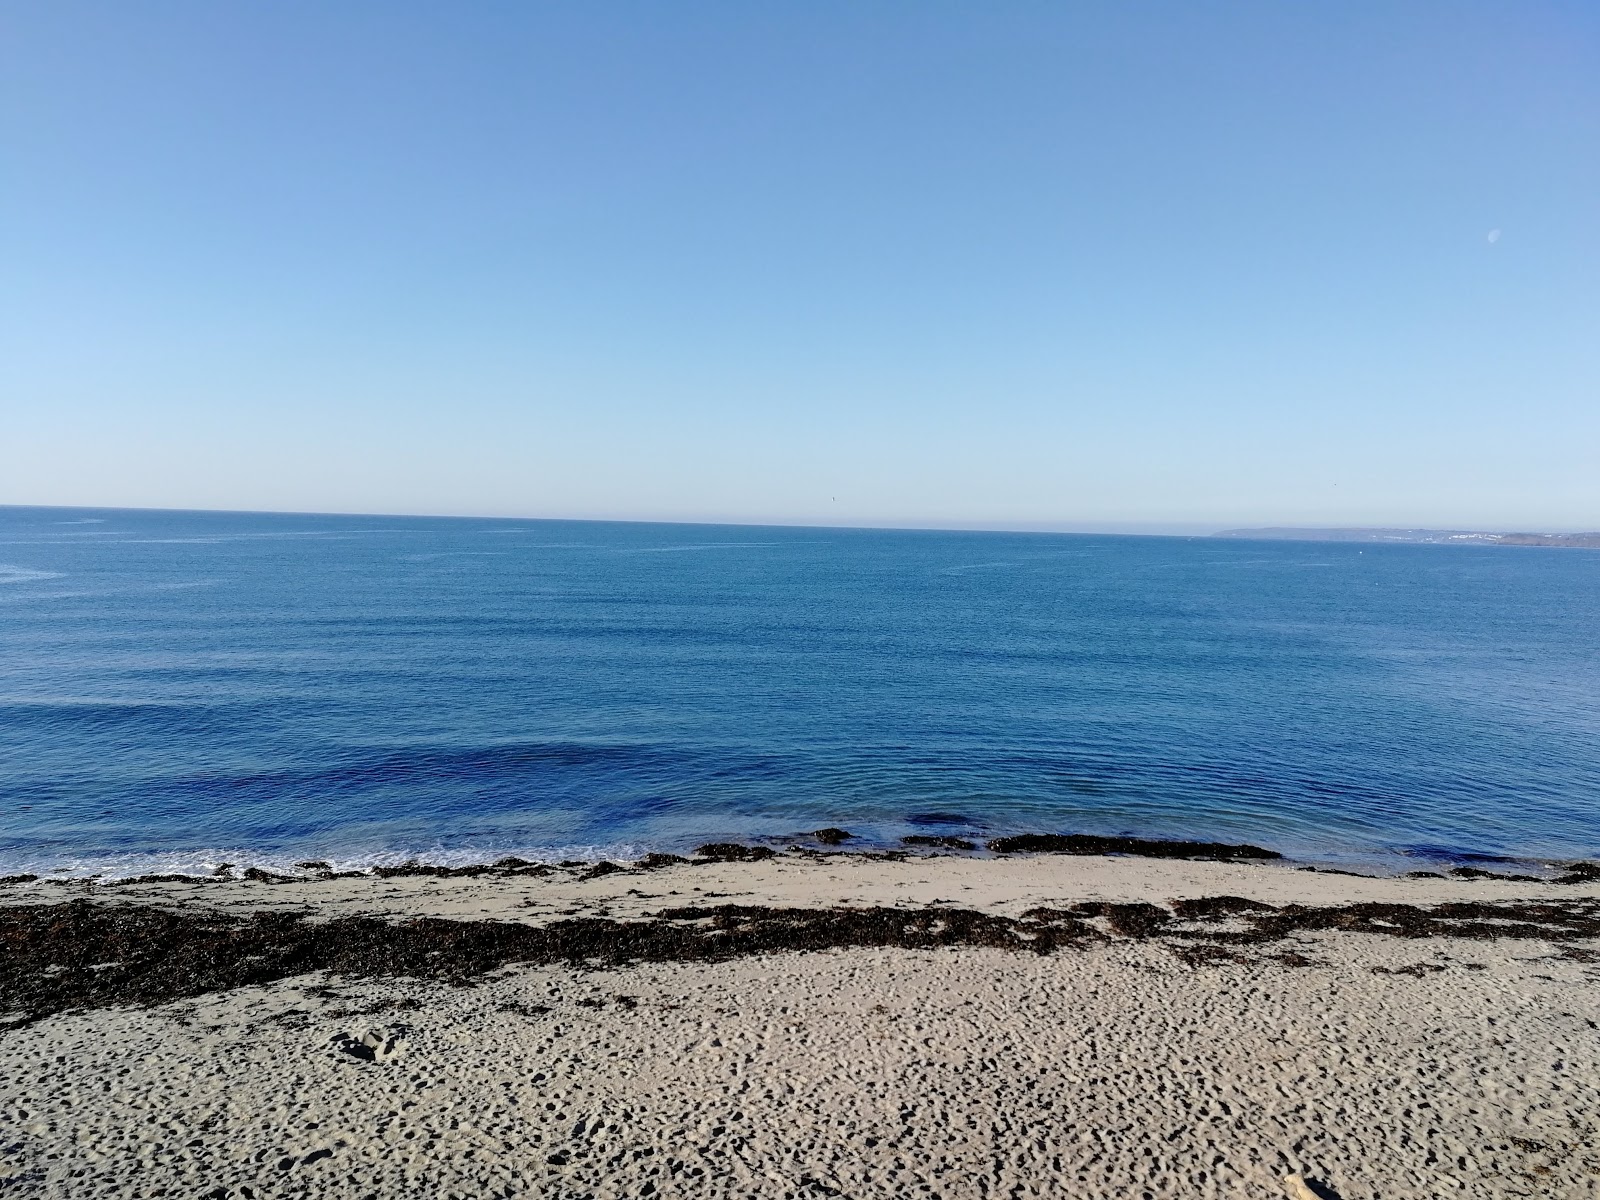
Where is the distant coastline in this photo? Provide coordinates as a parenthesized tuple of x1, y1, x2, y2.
(1214, 526, 1600, 549)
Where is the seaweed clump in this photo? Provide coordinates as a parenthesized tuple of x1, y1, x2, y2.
(693, 844, 777, 863)
(3, 893, 1597, 1028)
(635, 853, 690, 870)
(811, 828, 855, 846)
(1555, 861, 1600, 885)
(986, 834, 1280, 861)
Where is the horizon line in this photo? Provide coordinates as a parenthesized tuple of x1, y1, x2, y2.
(3, 501, 1597, 539)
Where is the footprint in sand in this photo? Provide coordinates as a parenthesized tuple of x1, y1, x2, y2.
(329, 1028, 407, 1063)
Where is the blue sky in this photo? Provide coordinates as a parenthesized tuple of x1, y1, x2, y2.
(4, 2, 1597, 530)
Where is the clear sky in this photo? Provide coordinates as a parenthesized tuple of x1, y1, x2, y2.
(4, 2, 1597, 531)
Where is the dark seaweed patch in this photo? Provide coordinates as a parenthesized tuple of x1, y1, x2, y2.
(986, 834, 1280, 860)
(2, 894, 1597, 1027)
(636, 853, 690, 870)
(811, 828, 854, 846)
(902, 835, 977, 851)
(693, 844, 777, 862)
(372, 862, 499, 879)
(1555, 861, 1600, 885)
(1169, 896, 1278, 919)
(1168, 943, 1249, 967)
(1449, 866, 1543, 883)
(242, 867, 295, 884)
(108, 874, 218, 887)
(1069, 901, 1172, 938)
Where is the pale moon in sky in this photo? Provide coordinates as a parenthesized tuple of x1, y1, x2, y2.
(1487, 229, 1502, 243)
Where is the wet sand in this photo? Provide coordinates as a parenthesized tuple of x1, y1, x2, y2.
(3, 850, 1598, 1198)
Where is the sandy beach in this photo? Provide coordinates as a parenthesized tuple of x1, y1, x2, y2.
(3, 849, 1599, 1199)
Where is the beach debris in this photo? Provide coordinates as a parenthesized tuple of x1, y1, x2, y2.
(1282, 1172, 1341, 1200)
(1371, 962, 1447, 977)
(1449, 866, 1543, 883)
(1068, 901, 1172, 938)
(811, 828, 854, 846)
(985, 834, 1281, 860)
(1169, 895, 1278, 918)
(1168, 942, 1250, 966)
(1556, 861, 1600, 885)
(329, 1028, 406, 1063)
(105, 873, 218, 886)
(635, 853, 690, 870)
(580, 861, 625, 881)
(241, 867, 295, 884)
(294, 861, 331, 871)
(693, 843, 777, 863)
(359, 860, 553, 879)
(902, 835, 977, 851)
(1271, 951, 1323, 967)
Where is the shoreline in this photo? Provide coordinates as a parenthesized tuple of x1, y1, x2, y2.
(5, 846, 1599, 1011)
(4, 829, 1598, 889)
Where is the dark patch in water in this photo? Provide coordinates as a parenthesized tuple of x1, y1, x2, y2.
(906, 812, 976, 827)
(1400, 846, 1525, 865)
(811, 828, 854, 846)
(986, 833, 1280, 860)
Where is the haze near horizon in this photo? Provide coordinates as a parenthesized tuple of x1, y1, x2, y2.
(4, 3, 1597, 530)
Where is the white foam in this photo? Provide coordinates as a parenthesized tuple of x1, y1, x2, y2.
(0, 841, 650, 882)
(0, 564, 64, 584)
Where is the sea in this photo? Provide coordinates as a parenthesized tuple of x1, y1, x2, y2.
(2, 505, 1597, 879)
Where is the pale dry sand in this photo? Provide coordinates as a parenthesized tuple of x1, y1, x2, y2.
(3, 853, 1598, 1199)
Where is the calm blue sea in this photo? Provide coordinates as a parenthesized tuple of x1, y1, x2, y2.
(2, 505, 1597, 878)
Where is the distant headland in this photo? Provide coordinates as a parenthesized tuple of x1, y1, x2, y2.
(1213, 527, 1600, 549)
